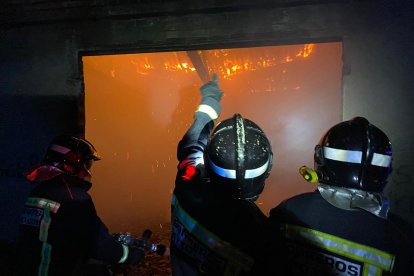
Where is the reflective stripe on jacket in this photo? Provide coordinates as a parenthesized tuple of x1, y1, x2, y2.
(171, 195, 254, 275)
(23, 197, 61, 276)
(282, 223, 395, 276)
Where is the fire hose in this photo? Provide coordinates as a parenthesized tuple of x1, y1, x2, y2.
(112, 229, 169, 256)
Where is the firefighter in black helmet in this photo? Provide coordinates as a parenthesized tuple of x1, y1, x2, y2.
(268, 117, 411, 275)
(170, 74, 274, 275)
(17, 135, 144, 276)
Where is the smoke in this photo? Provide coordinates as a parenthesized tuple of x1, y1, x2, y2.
(82, 42, 342, 232)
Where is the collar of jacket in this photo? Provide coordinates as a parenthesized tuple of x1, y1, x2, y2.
(25, 165, 92, 191)
(317, 184, 389, 219)
(24, 164, 64, 182)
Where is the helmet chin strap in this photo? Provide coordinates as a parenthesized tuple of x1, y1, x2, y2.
(318, 184, 389, 219)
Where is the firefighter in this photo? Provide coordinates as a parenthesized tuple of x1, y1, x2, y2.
(17, 135, 144, 275)
(268, 117, 411, 275)
(170, 74, 274, 275)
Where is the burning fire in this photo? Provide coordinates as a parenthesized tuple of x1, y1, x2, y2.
(120, 44, 315, 80)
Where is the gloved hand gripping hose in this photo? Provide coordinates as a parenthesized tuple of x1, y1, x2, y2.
(113, 229, 168, 256)
(199, 73, 223, 101)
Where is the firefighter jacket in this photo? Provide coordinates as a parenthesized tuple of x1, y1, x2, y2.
(17, 173, 132, 276)
(268, 191, 411, 275)
(170, 96, 272, 276)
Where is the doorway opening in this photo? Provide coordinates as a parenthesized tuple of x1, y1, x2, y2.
(82, 42, 343, 236)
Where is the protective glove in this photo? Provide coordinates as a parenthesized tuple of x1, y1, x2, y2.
(125, 246, 145, 265)
(199, 73, 223, 101)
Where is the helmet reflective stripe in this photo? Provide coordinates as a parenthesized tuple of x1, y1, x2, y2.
(196, 104, 219, 120)
(235, 114, 246, 179)
(324, 147, 362, 164)
(171, 195, 254, 273)
(118, 245, 129, 263)
(324, 147, 391, 167)
(284, 224, 395, 272)
(49, 144, 71, 154)
(208, 158, 271, 179)
(372, 153, 392, 167)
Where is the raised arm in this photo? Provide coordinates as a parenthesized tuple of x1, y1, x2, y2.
(176, 74, 223, 181)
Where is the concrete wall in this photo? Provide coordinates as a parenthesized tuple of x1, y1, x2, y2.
(1, 0, 413, 241)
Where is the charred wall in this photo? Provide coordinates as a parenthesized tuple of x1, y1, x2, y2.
(1, 0, 413, 241)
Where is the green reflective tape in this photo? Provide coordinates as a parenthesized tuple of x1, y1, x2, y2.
(38, 206, 52, 276)
(364, 264, 381, 276)
(284, 224, 395, 272)
(38, 242, 51, 276)
(38, 207, 51, 242)
(26, 197, 60, 213)
(171, 195, 254, 274)
(26, 198, 60, 276)
(24, 198, 60, 275)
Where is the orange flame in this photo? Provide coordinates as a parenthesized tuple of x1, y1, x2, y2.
(127, 44, 315, 80)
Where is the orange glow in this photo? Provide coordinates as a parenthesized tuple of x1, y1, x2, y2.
(109, 44, 316, 81)
(83, 42, 341, 233)
(303, 44, 314, 57)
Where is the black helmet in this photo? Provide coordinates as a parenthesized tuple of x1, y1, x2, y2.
(204, 114, 273, 200)
(44, 135, 101, 176)
(314, 117, 392, 193)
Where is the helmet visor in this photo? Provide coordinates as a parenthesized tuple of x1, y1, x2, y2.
(85, 159, 94, 170)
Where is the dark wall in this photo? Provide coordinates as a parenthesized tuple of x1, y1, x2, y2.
(1, 0, 413, 241)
